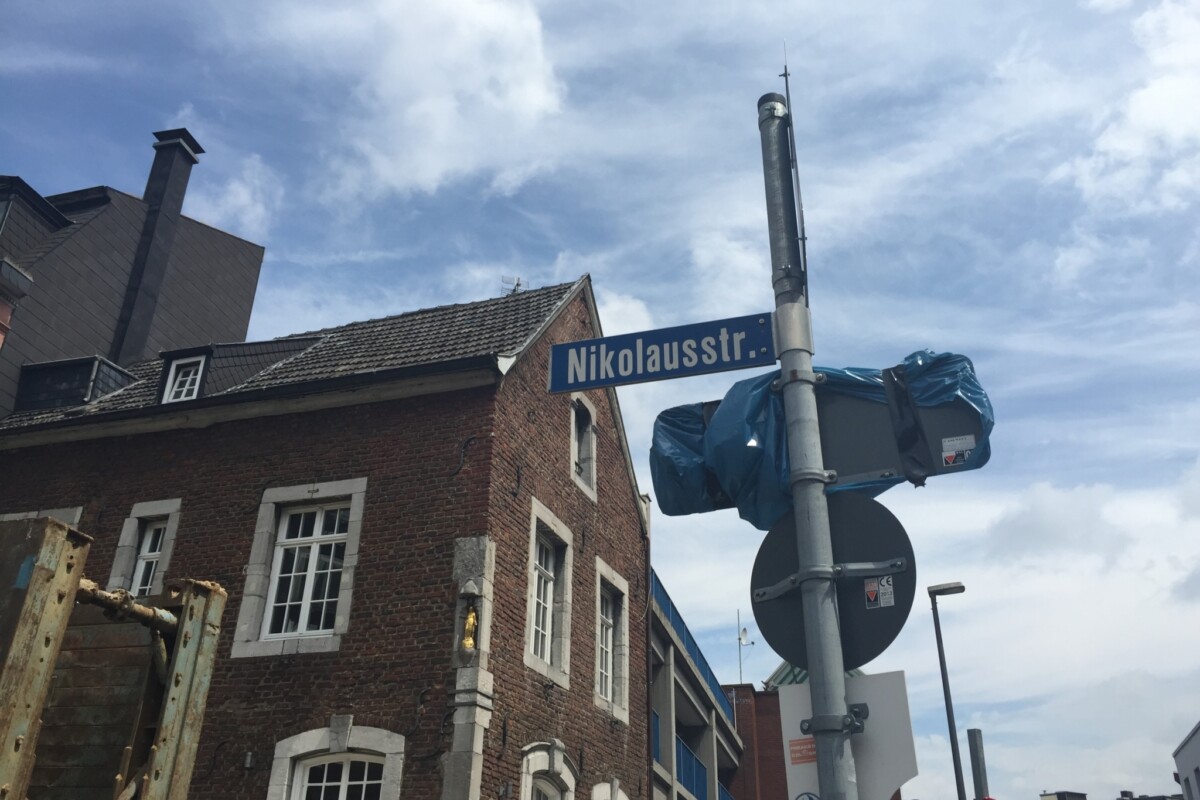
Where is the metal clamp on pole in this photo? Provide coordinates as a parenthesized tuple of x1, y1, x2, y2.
(834, 558, 908, 578)
(790, 467, 837, 486)
(752, 564, 837, 602)
(801, 703, 870, 736)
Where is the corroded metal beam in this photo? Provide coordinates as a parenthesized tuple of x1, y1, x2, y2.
(0, 517, 93, 800)
(75, 578, 179, 635)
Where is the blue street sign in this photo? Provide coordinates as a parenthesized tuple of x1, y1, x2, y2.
(548, 312, 775, 393)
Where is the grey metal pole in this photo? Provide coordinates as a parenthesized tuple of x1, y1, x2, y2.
(757, 92, 858, 800)
(931, 593, 968, 800)
(968, 728, 989, 800)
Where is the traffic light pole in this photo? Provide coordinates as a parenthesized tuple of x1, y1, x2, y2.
(757, 92, 860, 800)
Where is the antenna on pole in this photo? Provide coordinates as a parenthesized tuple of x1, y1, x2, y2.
(501, 275, 524, 296)
(737, 609, 755, 683)
(780, 43, 810, 303)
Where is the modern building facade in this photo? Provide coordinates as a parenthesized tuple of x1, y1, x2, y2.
(650, 571, 743, 800)
(0, 128, 264, 417)
(1177, 721, 1200, 800)
(0, 278, 652, 799)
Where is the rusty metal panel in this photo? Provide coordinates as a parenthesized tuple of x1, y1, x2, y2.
(166, 583, 225, 800)
(0, 518, 92, 800)
(28, 606, 156, 800)
(140, 581, 226, 800)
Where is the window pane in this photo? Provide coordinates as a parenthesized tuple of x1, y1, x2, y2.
(134, 561, 156, 596)
(308, 763, 325, 782)
(363, 786, 380, 800)
(349, 760, 365, 782)
(305, 788, 322, 800)
(299, 511, 316, 538)
(366, 762, 383, 781)
(286, 514, 304, 540)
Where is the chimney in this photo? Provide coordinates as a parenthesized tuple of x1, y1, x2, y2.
(109, 129, 204, 365)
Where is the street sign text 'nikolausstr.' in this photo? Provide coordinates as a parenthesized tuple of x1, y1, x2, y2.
(548, 312, 775, 393)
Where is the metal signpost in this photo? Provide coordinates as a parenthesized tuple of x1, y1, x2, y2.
(544, 86, 993, 800)
(756, 91, 860, 800)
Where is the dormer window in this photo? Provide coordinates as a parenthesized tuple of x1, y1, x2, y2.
(163, 355, 205, 403)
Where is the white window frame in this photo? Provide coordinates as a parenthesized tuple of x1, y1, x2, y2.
(569, 394, 598, 502)
(231, 478, 367, 658)
(260, 501, 351, 640)
(267, 723, 404, 800)
(162, 355, 206, 403)
(107, 499, 181, 597)
(292, 752, 384, 800)
(593, 557, 630, 723)
(132, 518, 168, 597)
(523, 498, 573, 688)
(520, 740, 577, 800)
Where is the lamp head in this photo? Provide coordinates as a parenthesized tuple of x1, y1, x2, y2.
(927, 581, 966, 597)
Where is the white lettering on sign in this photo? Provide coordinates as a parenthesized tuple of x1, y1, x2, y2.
(562, 327, 753, 387)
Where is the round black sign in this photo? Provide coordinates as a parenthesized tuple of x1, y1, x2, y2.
(751, 492, 916, 671)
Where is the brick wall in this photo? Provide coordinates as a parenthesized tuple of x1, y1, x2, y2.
(483, 293, 650, 797)
(727, 686, 787, 800)
(0, 291, 653, 798)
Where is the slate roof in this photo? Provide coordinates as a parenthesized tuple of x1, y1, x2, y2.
(0, 277, 584, 433)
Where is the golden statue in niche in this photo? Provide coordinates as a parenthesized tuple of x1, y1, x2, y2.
(462, 604, 478, 650)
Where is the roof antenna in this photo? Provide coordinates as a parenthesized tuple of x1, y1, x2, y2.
(501, 275, 524, 295)
(780, 42, 810, 303)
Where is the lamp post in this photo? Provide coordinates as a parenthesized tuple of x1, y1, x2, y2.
(929, 581, 967, 800)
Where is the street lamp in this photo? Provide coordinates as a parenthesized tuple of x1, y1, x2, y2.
(929, 581, 967, 800)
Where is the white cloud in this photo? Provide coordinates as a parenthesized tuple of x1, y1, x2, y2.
(204, 0, 563, 199)
(185, 154, 284, 242)
(1055, 0, 1200, 211)
(0, 46, 108, 74)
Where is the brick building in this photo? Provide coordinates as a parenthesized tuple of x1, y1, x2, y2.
(0, 128, 264, 417)
(0, 277, 650, 800)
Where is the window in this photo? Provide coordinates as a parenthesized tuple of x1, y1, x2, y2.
(163, 355, 205, 403)
(107, 500, 180, 597)
(263, 503, 349, 638)
(267, 721, 404, 800)
(597, 588, 615, 700)
(594, 558, 630, 722)
(532, 536, 556, 661)
(570, 394, 597, 501)
(524, 499, 573, 688)
(132, 519, 167, 597)
(519, 740, 577, 800)
(231, 478, 367, 658)
(296, 754, 383, 800)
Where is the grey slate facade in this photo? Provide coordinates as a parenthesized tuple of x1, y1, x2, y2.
(0, 129, 264, 417)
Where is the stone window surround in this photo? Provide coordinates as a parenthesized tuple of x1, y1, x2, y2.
(107, 499, 182, 597)
(267, 719, 404, 800)
(231, 478, 367, 659)
(593, 557, 630, 724)
(523, 497, 573, 689)
(520, 740, 577, 800)
(569, 393, 598, 502)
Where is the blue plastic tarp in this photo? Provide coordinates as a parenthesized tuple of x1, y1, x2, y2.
(649, 350, 994, 530)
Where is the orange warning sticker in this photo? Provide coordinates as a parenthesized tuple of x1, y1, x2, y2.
(789, 737, 817, 764)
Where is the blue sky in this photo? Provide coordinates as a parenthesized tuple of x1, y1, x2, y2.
(5, 1, 1200, 798)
